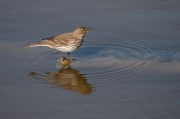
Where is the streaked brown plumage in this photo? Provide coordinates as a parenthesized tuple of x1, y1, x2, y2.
(26, 27, 92, 60)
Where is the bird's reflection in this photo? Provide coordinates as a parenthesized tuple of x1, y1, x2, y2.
(29, 57, 94, 95)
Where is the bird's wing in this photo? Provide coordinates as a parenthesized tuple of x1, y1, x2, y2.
(42, 36, 55, 40)
(53, 33, 74, 46)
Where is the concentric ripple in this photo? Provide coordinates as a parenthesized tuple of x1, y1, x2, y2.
(66, 39, 180, 74)
(2, 36, 180, 90)
(56, 39, 180, 90)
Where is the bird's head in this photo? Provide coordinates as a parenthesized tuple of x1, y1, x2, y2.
(73, 27, 92, 38)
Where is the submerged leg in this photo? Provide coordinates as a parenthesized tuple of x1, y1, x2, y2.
(67, 52, 76, 60)
(60, 57, 71, 69)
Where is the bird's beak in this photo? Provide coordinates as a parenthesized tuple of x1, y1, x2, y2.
(86, 28, 92, 32)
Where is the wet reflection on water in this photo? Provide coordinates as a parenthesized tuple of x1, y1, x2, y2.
(29, 64, 94, 95)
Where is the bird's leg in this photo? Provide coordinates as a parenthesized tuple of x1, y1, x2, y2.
(67, 52, 76, 61)
(58, 50, 64, 59)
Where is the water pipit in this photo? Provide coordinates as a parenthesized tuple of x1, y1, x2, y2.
(27, 27, 91, 60)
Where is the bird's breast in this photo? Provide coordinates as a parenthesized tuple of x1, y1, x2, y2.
(75, 40, 83, 48)
(77, 34, 85, 39)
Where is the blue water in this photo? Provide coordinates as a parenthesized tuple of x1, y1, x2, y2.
(0, 0, 180, 119)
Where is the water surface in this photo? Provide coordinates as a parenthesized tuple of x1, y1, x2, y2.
(0, 0, 180, 119)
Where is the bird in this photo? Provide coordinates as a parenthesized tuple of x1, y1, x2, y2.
(26, 27, 92, 60)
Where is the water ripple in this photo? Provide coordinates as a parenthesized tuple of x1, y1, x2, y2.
(1, 35, 180, 92)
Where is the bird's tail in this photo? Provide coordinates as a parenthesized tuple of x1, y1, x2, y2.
(26, 41, 51, 48)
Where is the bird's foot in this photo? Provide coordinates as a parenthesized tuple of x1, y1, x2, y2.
(71, 58, 76, 62)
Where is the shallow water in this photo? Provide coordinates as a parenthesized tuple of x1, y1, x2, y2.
(0, 0, 180, 119)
